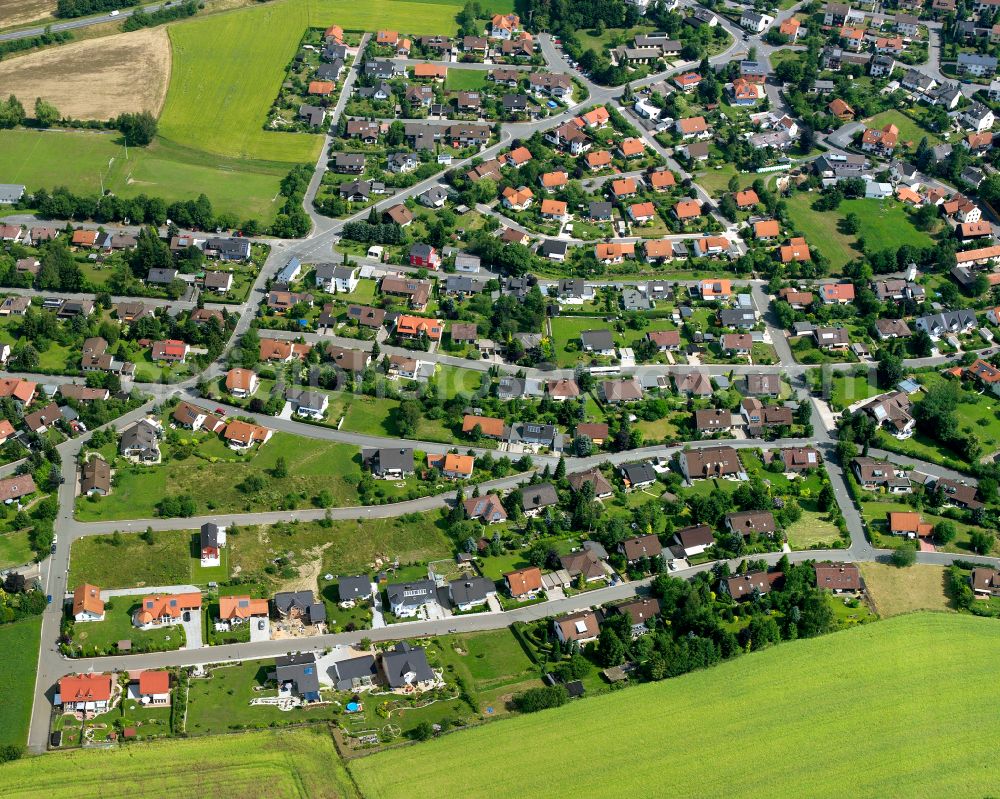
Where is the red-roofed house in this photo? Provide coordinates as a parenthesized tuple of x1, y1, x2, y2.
(151, 339, 189, 363)
(59, 673, 114, 715)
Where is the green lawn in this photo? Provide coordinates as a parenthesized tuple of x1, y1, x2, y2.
(69, 598, 183, 656)
(3, 728, 357, 799)
(0, 616, 42, 748)
(785, 509, 842, 549)
(74, 432, 365, 521)
(186, 661, 338, 734)
(352, 614, 1000, 798)
(0, 529, 33, 569)
(864, 110, 942, 149)
(444, 69, 488, 91)
(0, 131, 290, 224)
(839, 198, 936, 255)
(695, 163, 757, 197)
(830, 374, 882, 411)
(69, 530, 191, 589)
(549, 316, 621, 367)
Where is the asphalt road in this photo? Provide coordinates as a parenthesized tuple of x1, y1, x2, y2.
(0, 2, 166, 42)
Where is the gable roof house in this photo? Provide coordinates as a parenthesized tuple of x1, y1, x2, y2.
(382, 642, 438, 691)
(679, 446, 745, 481)
(505, 566, 543, 599)
(724, 510, 777, 538)
(673, 524, 715, 557)
(386, 580, 439, 618)
(554, 610, 601, 644)
(274, 653, 321, 702)
(361, 447, 415, 478)
(73, 583, 105, 622)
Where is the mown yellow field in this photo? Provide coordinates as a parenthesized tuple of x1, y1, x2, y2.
(0, 28, 170, 120)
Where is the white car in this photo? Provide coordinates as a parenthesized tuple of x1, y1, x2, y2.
(110, 9, 120, 14)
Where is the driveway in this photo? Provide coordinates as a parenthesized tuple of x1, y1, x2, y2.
(249, 615, 270, 642)
(180, 610, 203, 649)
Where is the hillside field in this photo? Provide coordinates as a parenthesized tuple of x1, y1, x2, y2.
(0, 728, 357, 799)
(351, 614, 1000, 798)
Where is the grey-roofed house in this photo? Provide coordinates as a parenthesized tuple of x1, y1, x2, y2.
(448, 576, 496, 611)
(454, 253, 481, 272)
(621, 462, 657, 490)
(386, 580, 438, 618)
(580, 329, 615, 354)
(299, 104, 326, 128)
(520, 482, 558, 516)
(332, 654, 378, 691)
(914, 310, 976, 339)
(507, 422, 562, 451)
(338, 575, 373, 602)
(719, 308, 757, 329)
(622, 288, 651, 311)
(497, 376, 545, 400)
(539, 239, 568, 261)
(589, 201, 613, 220)
(286, 389, 329, 419)
(147, 268, 178, 285)
(274, 653, 321, 701)
(0, 184, 25, 204)
(119, 419, 161, 463)
(333, 153, 366, 174)
(361, 447, 415, 478)
(273, 591, 326, 625)
(382, 642, 437, 690)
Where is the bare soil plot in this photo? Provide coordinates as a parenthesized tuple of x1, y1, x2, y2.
(0, 27, 171, 120)
(0, 0, 54, 30)
(860, 563, 954, 617)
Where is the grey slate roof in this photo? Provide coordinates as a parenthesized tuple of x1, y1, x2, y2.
(382, 642, 435, 688)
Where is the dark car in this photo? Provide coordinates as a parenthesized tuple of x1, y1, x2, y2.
(46, 595, 52, 604)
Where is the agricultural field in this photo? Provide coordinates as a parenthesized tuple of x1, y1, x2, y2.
(3, 728, 357, 799)
(0, 616, 42, 748)
(0, 0, 54, 29)
(352, 614, 1000, 798)
(0, 28, 170, 120)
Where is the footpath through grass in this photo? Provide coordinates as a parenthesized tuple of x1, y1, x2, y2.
(0, 616, 42, 749)
(352, 614, 1000, 798)
(1, 727, 357, 799)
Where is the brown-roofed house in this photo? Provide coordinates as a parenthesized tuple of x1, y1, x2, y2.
(554, 610, 600, 643)
(725, 510, 777, 537)
(814, 562, 861, 593)
(621, 533, 663, 563)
